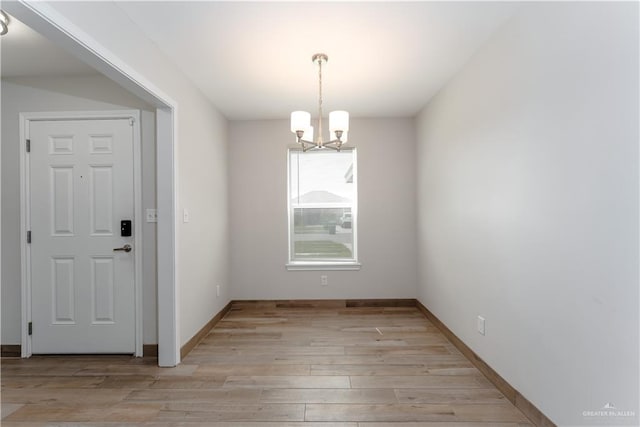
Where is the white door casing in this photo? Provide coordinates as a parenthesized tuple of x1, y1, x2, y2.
(20, 111, 143, 356)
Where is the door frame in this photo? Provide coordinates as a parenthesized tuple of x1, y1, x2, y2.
(19, 110, 144, 357)
(6, 0, 180, 366)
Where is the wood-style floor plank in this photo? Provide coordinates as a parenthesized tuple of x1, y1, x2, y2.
(350, 374, 493, 389)
(1, 424, 358, 427)
(358, 423, 532, 427)
(260, 388, 397, 404)
(223, 375, 351, 389)
(194, 364, 310, 376)
(126, 389, 263, 403)
(395, 387, 508, 404)
(305, 403, 530, 422)
(4, 402, 162, 422)
(1, 303, 532, 425)
(157, 403, 305, 422)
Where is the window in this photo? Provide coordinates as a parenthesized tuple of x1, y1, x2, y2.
(287, 148, 359, 270)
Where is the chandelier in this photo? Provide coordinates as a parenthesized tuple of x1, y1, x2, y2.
(0, 11, 9, 36)
(290, 53, 349, 152)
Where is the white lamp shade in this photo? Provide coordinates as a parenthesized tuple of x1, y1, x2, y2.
(305, 126, 314, 142)
(291, 111, 311, 133)
(329, 110, 349, 132)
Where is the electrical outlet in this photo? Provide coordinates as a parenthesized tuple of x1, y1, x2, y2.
(146, 208, 158, 223)
(216, 285, 220, 297)
(321, 275, 328, 286)
(477, 316, 486, 335)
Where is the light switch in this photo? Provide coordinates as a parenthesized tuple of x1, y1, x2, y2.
(146, 209, 158, 223)
(183, 209, 190, 223)
(477, 316, 486, 336)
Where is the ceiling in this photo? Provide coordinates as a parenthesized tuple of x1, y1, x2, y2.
(0, 13, 98, 78)
(1, 2, 519, 120)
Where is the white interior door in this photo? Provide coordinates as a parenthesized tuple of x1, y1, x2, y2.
(29, 118, 135, 354)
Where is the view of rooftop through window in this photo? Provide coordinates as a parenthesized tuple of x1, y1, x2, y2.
(289, 149, 357, 263)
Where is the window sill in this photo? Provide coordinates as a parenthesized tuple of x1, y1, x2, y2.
(286, 262, 361, 271)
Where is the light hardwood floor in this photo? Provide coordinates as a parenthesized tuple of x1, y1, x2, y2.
(1, 302, 533, 426)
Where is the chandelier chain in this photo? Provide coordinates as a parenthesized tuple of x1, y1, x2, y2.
(317, 56, 324, 145)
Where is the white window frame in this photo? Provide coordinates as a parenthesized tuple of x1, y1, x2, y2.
(286, 148, 361, 271)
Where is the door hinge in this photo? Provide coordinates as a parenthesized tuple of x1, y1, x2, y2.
(27, 231, 31, 244)
(129, 118, 135, 126)
(26, 139, 31, 153)
(28, 322, 32, 336)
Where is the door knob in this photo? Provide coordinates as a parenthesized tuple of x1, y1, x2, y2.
(113, 244, 132, 253)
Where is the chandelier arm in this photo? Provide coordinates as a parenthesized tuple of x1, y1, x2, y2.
(298, 137, 315, 144)
(303, 144, 339, 152)
(300, 140, 313, 152)
(322, 141, 342, 151)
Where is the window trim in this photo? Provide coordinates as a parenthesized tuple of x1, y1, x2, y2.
(286, 261, 361, 271)
(286, 147, 359, 270)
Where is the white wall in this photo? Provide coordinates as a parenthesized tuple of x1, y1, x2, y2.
(416, 2, 638, 425)
(8, 1, 230, 349)
(229, 118, 417, 300)
(1, 75, 158, 345)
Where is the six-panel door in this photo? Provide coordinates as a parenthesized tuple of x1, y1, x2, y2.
(30, 119, 135, 354)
